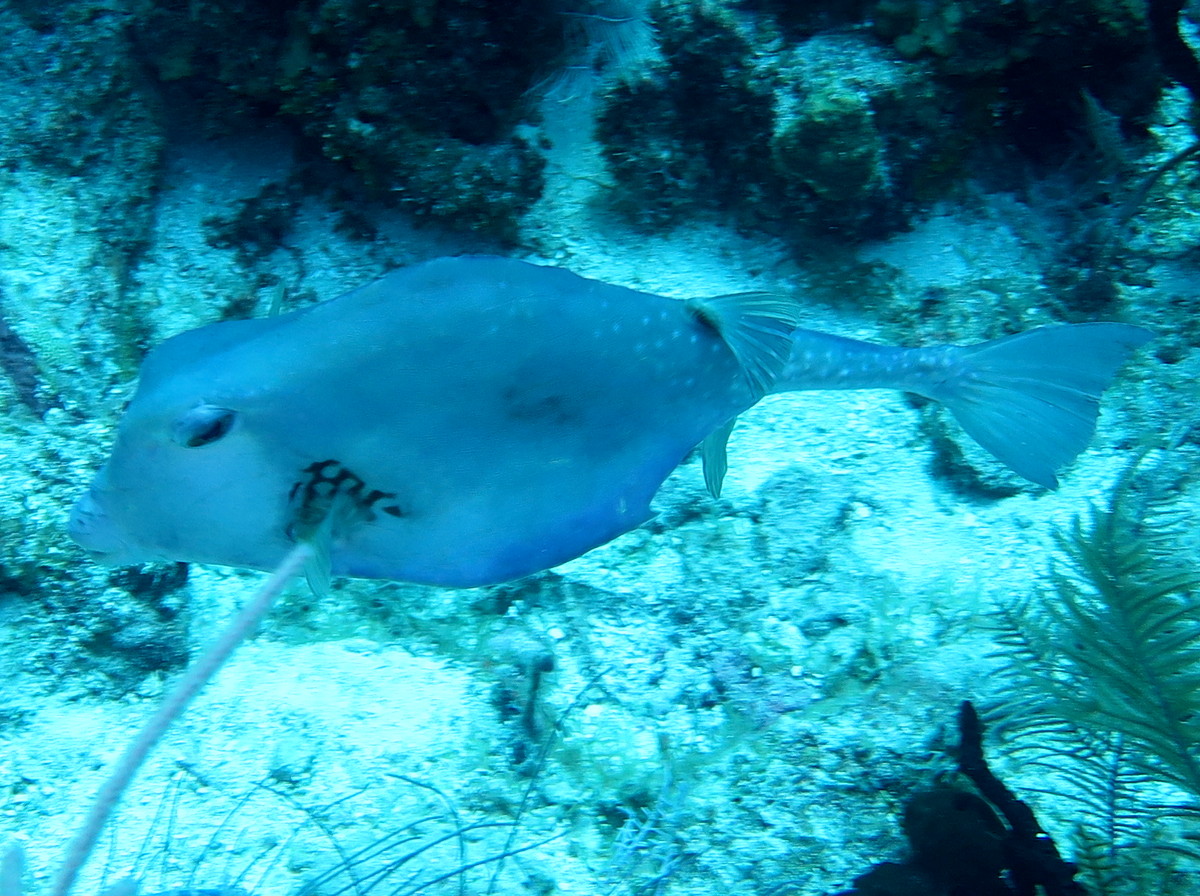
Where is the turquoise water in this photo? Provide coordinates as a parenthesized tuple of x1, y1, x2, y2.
(0, 2, 1195, 895)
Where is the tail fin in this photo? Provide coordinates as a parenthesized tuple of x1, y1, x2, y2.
(938, 323, 1153, 488)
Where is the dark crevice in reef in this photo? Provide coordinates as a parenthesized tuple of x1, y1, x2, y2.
(0, 293, 59, 417)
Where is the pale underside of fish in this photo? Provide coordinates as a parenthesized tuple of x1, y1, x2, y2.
(68, 256, 1153, 588)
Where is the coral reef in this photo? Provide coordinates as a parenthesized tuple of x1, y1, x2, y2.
(871, 0, 1160, 162)
(596, 0, 775, 226)
(0, 1, 164, 406)
(0, 2, 177, 697)
(598, 0, 1161, 244)
(134, 0, 562, 240)
(597, 2, 962, 238)
(770, 33, 959, 237)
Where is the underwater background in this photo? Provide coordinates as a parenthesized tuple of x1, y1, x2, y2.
(0, 1, 1198, 894)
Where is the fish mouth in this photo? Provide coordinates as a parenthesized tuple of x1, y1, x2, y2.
(68, 487, 141, 565)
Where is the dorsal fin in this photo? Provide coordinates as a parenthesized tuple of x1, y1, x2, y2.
(701, 417, 736, 498)
(686, 292, 801, 394)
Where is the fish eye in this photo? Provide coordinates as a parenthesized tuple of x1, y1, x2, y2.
(172, 404, 238, 448)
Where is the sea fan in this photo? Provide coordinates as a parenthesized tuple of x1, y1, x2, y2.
(991, 442, 1200, 874)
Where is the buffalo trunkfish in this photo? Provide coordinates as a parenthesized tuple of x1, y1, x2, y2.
(68, 255, 1153, 587)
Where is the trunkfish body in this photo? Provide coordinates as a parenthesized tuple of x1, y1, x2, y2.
(68, 256, 1151, 587)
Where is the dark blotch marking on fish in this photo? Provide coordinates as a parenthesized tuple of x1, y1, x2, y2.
(501, 384, 579, 425)
(286, 459, 405, 542)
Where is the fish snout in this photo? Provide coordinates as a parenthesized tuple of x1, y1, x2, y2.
(68, 487, 138, 564)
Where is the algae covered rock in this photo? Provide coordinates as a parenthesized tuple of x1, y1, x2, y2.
(872, 0, 1159, 161)
(598, 4, 954, 239)
(135, 0, 562, 240)
(769, 33, 958, 237)
(596, 0, 775, 226)
(598, 0, 1160, 242)
(772, 81, 887, 207)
